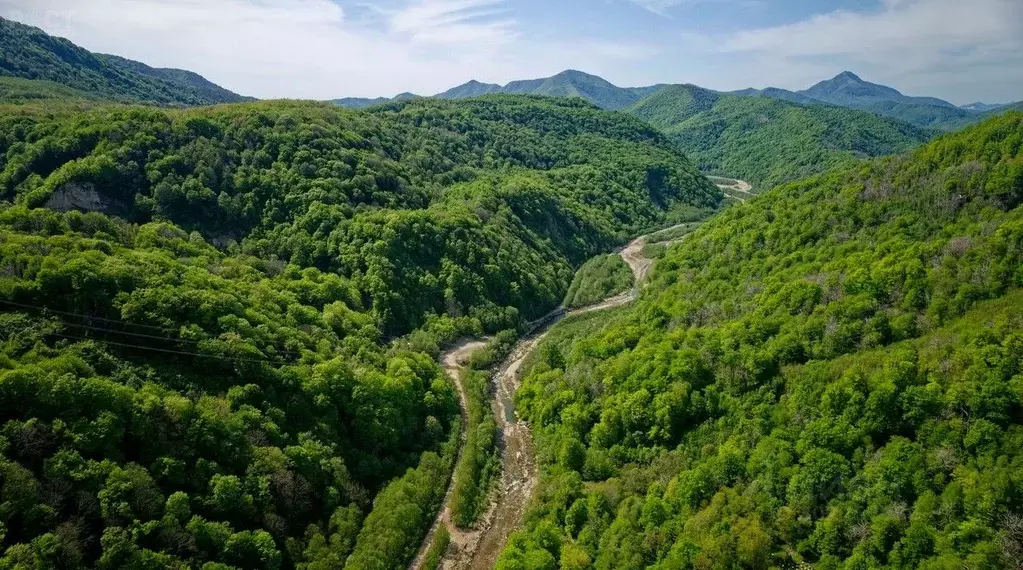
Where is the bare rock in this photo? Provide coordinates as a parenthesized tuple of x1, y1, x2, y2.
(44, 182, 110, 213)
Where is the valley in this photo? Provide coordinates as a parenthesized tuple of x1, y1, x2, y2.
(0, 13, 1021, 570)
(415, 220, 689, 570)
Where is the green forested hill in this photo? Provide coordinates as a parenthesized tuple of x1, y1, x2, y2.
(0, 95, 718, 333)
(628, 84, 931, 188)
(863, 100, 974, 130)
(0, 94, 718, 569)
(0, 76, 103, 104)
(0, 17, 249, 105)
(500, 112, 1023, 569)
(348, 70, 663, 111)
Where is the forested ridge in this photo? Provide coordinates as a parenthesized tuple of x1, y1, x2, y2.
(499, 112, 1023, 569)
(0, 17, 248, 106)
(0, 94, 719, 568)
(0, 96, 719, 334)
(627, 85, 931, 189)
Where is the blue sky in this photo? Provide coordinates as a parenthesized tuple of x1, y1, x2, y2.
(1, 0, 1021, 104)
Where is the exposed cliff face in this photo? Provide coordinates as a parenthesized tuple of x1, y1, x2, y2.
(44, 182, 111, 213)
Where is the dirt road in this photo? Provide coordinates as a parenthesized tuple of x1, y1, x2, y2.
(409, 340, 491, 570)
(710, 176, 755, 203)
(411, 225, 673, 570)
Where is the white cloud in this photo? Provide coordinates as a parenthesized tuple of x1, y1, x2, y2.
(3, 0, 1016, 104)
(627, 0, 689, 17)
(0, 0, 652, 99)
(626, 0, 761, 18)
(649, 0, 1023, 103)
(720, 0, 1021, 58)
(388, 0, 517, 45)
(709, 0, 1023, 94)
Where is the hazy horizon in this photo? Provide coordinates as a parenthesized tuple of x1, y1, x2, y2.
(2, 0, 1021, 105)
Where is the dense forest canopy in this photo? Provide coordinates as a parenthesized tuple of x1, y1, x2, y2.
(499, 112, 1023, 570)
(0, 96, 719, 334)
(5, 14, 1022, 569)
(563, 254, 634, 309)
(0, 94, 719, 569)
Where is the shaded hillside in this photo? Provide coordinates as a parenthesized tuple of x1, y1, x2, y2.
(0, 95, 719, 333)
(500, 111, 1023, 570)
(0, 17, 249, 105)
(864, 99, 973, 129)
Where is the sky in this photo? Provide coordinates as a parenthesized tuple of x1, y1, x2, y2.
(1, 0, 1021, 105)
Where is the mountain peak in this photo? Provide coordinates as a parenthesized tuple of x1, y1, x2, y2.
(552, 69, 603, 81)
(835, 71, 863, 82)
(801, 71, 958, 111)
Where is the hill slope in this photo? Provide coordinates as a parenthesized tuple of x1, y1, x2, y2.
(500, 111, 1023, 570)
(628, 84, 930, 188)
(0, 95, 718, 569)
(437, 79, 504, 99)
(0, 76, 102, 104)
(863, 99, 974, 129)
(962, 102, 1006, 112)
(0, 17, 248, 105)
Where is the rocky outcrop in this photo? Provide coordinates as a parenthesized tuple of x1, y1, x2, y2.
(44, 182, 111, 213)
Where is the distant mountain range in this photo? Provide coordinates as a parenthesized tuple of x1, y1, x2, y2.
(331, 70, 664, 111)
(724, 71, 969, 129)
(328, 69, 1023, 188)
(801, 71, 958, 108)
(0, 17, 249, 106)
(436, 71, 665, 110)
(961, 101, 1009, 112)
(333, 69, 1018, 132)
(1, 14, 1017, 193)
(1, 13, 1012, 127)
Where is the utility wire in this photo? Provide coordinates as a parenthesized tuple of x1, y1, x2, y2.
(56, 319, 220, 346)
(55, 319, 303, 358)
(1, 298, 304, 359)
(44, 332, 281, 365)
(0, 299, 181, 333)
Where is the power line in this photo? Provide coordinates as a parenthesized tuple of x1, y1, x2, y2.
(58, 319, 218, 346)
(0, 299, 180, 333)
(58, 319, 303, 358)
(1, 298, 303, 357)
(44, 332, 282, 365)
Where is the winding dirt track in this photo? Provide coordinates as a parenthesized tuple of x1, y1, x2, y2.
(711, 176, 755, 203)
(410, 227, 677, 570)
(409, 340, 490, 570)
